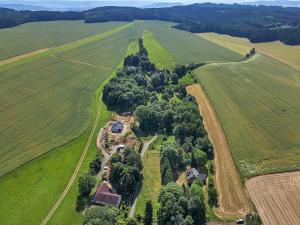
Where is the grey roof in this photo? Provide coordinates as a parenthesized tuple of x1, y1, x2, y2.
(187, 168, 207, 182)
(112, 122, 123, 132)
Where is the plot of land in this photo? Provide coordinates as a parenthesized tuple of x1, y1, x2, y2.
(246, 171, 300, 225)
(200, 33, 300, 70)
(135, 151, 161, 217)
(187, 84, 251, 218)
(0, 21, 127, 60)
(142, 21, 243, 65)
(194, 54, 300, 178)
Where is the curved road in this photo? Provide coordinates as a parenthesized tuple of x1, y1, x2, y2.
(39, 95, 103, 225)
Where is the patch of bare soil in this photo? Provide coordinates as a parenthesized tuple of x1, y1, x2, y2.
(187, 84, 251, 218)
(246, 171, 300, 225)
(0, 48, 48, 66)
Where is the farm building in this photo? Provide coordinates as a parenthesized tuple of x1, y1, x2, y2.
(93, 181, 121, 207)
(111, 121, 123, 133)
(186, 168, 207, 185)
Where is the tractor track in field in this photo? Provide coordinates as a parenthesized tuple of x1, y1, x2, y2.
(0, 48, 49, 66)
(187, 84, 251, 218)
(39, 94, 103, 225)
(50, 54, 115, 70)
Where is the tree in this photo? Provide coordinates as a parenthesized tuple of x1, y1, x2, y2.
(191, 149, 207, 168)
(124, 148, 143, 170)
(245, 212, 262, 225)
(188, 196, 206, 225)
(126, 218, 138, 225)
(207, 176, 218, 207)
(160, 157, 173, 185)
(83, 206, 118, 225)
(144, 201, 153, 225)
(89, 155, 102, 175)
(78, 173, 96, 198)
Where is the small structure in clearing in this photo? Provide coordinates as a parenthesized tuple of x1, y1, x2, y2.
(186, 167, 207, 185)
(93, 181, 121, 208)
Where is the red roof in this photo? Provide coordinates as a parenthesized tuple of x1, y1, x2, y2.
(93, 182, 121, 207)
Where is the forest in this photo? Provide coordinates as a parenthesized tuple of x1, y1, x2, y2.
(1, 3, 300, 45)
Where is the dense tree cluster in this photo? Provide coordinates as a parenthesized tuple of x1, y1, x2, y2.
(83, 206, 118, 225)
(245, 212, 262, 225)
(160, 144, 184, 185)
(157, 182, 206, 225)
(109, 148, 143, 196)
(2, 3, 300, 44)
(76, 173, 97, 212)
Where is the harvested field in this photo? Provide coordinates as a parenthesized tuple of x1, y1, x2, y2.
(199, 32, 300, 71)
(187, 84, 251, 218)
(246, 171, 300, 225)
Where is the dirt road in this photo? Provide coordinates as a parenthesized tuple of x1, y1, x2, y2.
(0, 48, 48, 66)
(246, 171, 300, 225)
(187, 84, 251, 218)
(39, 96, 103, 225)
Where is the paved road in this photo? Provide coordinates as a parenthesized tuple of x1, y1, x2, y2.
(128, 135, 157, 218)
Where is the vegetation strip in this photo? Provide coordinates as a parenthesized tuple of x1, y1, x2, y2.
(187, 84, 251, 218)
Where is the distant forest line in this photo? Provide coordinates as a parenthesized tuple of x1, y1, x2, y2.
(1, 3, 300, 45)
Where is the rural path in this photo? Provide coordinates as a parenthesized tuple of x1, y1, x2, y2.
(187, 84, 251, 218)
(0, 48, 48, 66)
(246, 171, 300, 225)
(39, 96, 103, 225)
(128, 135, 157, 218)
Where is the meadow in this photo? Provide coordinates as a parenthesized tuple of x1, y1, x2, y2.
(200, 33, 300, 71)
(0, 21, 127, 60)
(194, 54, 300, 178)
(142, 21, 243, 65)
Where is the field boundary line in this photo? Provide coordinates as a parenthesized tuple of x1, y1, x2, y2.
(39, 93, 103, 225)
(50, 55, 115, 70)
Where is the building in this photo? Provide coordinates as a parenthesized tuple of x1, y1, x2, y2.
(93, 181, 121, 207)
(186, 168, 207, 185)
(111, 121, 123, 133)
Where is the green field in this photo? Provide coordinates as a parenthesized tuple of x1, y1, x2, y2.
(136, 151, 161, 218)
(0, 37, 139, 225)
(0, 23, 141, 177)
(194, 54, 300, 178)
(0, 21, 127, 60)
(142, 21, 243, 64)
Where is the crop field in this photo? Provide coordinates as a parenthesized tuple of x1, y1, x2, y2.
(187, 85, 251, 218)
(0, 22, 139, 225)
(57, 23, 142, 68)
(0, 21, 127, 60)
(200, 33, 300, 71)
(142, 31, 175, 70)
(142, 21, 243, 64)
(246, 171, 300, 225)
(194, 54, 300, 178)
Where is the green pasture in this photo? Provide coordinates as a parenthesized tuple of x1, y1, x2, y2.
(0, 21, 127, 60)
(135, 151, 161, 218)
(195, 54, 300, 178)
(142, 21, 243, 65)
